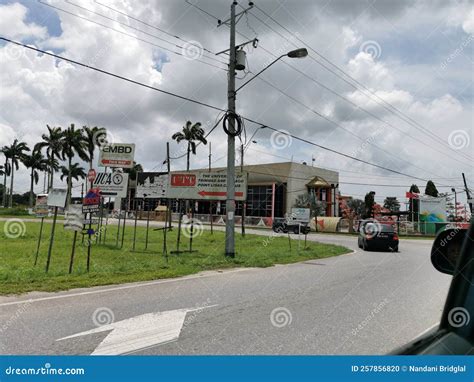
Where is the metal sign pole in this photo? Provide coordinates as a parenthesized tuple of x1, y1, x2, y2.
(189, 204, 194, 252)
(121, 206, 127, 249)
(103, 197, 110, 243)
(34, 216, 45, 266)
(45, 206, 58, 273)
(132, 202, 138, 251)
(87, 212, 92, 272)
(145, 208, 150, 250)
(116, 209, 121, 247)
(68, 230, 78, 274)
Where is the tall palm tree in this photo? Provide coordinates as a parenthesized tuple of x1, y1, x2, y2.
(22, 150, 48, 208)
(1, 139, 30, 207)
(60, 163, 86, 183)
(1, 149, 11, 207)
(60, 124, 89, 205)
(171, 121, 207, 172)
(83, 125, 105, 171)
(123, 162, 143, 210)
(34, 125, 63, 191)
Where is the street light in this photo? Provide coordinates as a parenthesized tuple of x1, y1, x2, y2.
(235, 48, 308, 92)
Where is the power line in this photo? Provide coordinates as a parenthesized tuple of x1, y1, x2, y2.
(94, 0, 218, 57)
(2, 37, 457, 186)
(38, 1, 227, 71)
(252, 4, 473, 164)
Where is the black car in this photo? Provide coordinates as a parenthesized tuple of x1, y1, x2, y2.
(272, 218, 311, 234)
(357, 219, 399, 251)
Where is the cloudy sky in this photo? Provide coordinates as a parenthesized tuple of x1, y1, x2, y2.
(0, 0, 473, 205)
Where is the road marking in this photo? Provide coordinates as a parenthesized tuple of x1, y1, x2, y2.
(57, 305, 217, 355)
(0, 269, 249, 307)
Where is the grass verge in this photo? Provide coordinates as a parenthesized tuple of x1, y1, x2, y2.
(0, 220, 350, 295)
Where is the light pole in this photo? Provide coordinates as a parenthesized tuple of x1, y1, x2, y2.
(220, 1, 308, 257)
(451, 188, 457, 220)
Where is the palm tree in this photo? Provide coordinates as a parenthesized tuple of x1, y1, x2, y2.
(171, 121, 207, 172)
(1, 139, 30, 207)
(83, 126, 105, 171)
(60, 163, 86, 184)
(34, 125, 63, 190)
(1, 149, 11, 207)
(22, 150, 48, 208)
(123, 162, 143, 210)
(60, 124, 90, 205)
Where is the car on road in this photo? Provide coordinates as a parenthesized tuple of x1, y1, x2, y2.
(272, 218, 311, 234)
(357, 219, 399, 252)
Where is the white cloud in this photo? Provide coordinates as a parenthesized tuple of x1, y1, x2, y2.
(0, 3, 47, 40)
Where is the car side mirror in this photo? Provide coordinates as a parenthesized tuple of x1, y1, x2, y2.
(431, 228, 467, 275)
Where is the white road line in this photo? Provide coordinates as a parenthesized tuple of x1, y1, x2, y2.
(0, 269, 249, 307)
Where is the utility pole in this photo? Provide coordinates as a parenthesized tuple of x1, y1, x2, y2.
(224, 1, 237, 258)
(462, 172, 473, 213)
(241, 143, 245, 237)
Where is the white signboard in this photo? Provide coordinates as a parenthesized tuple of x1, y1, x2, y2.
(47, 188, 67, 208)
(167, 171, 247, 201)
(419, 196, 447, 223)
(290, 208, 311, 223)
(93, 172, 129, 197)
(64, 204, 83, 231)
(136, 172, 168, 199)
(98, 143, 135, 168)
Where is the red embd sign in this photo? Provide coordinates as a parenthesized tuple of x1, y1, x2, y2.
(171, 174, 196, 187)
(87, 169, 97, 183)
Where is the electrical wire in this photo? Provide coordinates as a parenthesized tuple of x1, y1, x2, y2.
(38, 1, 227, 71)
(252, 4, 473, 163)
(2, 37, 463, 187)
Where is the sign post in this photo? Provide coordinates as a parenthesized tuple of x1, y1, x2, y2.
(98, 144, 135, 169)
(65, 204, 83, 274)
(45, 188, 67, 273)
(83, 188, 101, 272)
(33, 194, 48, 266)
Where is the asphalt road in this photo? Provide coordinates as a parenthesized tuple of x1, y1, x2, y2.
(0, 229, 452, 355)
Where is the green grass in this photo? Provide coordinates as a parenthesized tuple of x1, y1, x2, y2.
(0, 207, 31, 217)
(0, 220, 350, 295)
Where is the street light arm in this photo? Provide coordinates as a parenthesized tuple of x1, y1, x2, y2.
(235, 54, 286, 92)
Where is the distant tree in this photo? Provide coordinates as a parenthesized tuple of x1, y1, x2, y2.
(83, 126, 105, 172)
(425, 180, 439, 197)
(294, 193, 326, 217)
(363, 191, 376, 219)
(172, 121, 207, 171)
(408, 184, 420, 222)
(383, 197, 400, 212)
(35, 125, 63, 190)
(60, 163, 86, 184)
(1, 139, 30, 208)
(22, 150, 48, 208)
(1, 149, 10, 207)
(60, 124, 89, 205)
(346, 198, 365, 218)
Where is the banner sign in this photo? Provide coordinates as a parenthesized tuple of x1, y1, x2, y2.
(419, 196, 447, 223)
(83, 188, 101, 213)
(93, 172, 129, 197)
(405, 192, 419, 199)
(47, 188, 67, 208)
(34, 194, 49, 217)
(98, 143, 135, 168)
(167, 171, 247, 201)
(290, 208, 311, 223)
(136, 172, 168, 199)
(64, 204, 84, 231)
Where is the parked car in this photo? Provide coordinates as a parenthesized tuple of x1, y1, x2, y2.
(357, 219, 399, 251)
(272, 218, 311, 234)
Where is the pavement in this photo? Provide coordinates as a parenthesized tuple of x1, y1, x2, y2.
(0, 224, 452, 355)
